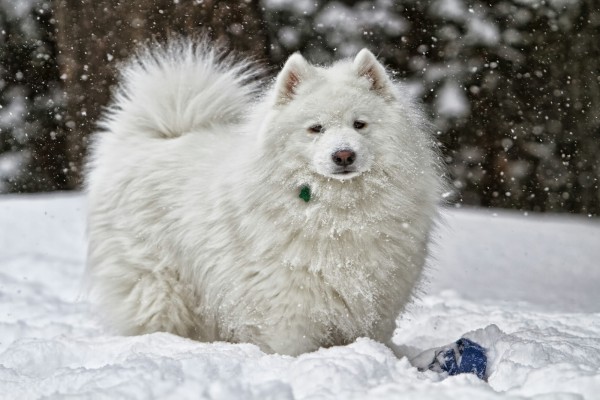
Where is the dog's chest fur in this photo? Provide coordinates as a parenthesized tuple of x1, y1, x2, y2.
(170, 177, 423, 355)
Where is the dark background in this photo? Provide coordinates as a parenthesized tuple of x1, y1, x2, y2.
(1, 0, 598, 214)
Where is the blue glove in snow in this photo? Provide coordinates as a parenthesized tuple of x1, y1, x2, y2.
(428, 338, 487, 379)
(411, 337, 487, 380)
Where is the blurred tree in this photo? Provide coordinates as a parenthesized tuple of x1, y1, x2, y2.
(262, 0, 600, 215)
(418, 0, 600, 215)
(0, 0, 68, 192)
(1, 0, 599, 215)
(53, 0, 268, 188)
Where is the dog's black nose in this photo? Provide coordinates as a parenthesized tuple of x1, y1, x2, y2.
(332, 149, 356, 166)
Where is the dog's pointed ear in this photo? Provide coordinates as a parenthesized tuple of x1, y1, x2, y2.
(274, 52, 312, 105)
(354, 49, 393, 97)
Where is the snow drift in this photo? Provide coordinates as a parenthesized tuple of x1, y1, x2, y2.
(1, 193, 599, 399)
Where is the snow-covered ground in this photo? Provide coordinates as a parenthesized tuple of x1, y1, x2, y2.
(1, 193, 599, 399)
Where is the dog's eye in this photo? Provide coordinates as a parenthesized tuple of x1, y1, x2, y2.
(308, 124, 324, 134)
(353, 120, 367, 130)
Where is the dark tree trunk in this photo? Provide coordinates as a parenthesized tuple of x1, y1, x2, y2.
(53, 0, 268, 188)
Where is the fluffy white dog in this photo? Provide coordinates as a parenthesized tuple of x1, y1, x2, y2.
(86, 41, 443, 356)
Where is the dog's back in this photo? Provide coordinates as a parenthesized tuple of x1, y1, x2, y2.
(86, 41, 261, 337)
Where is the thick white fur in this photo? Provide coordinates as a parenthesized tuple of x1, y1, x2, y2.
(86, 41, 443, 356)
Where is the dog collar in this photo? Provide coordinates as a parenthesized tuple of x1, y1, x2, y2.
(299, 185, 311, 202)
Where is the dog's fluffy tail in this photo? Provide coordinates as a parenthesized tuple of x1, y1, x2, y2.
(100, 40, 261, 139)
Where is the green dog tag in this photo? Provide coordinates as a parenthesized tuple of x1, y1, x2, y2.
(299, 185, 311, 202)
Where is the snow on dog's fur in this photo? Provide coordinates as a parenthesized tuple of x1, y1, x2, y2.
(86, 40, 444, 356)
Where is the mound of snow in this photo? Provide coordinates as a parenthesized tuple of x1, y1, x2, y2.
(1, 193, 599, 399)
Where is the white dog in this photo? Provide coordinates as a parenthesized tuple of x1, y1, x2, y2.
(86, 41, 443, 356)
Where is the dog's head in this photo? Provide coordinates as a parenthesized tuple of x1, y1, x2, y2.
(260, 49, 430, 197)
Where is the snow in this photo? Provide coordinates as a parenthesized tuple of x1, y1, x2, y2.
(0, 151, 26, 191)
(0, 89, 26, 131)
(466, 18, 501, 46)
(261, 0, 318, 15)
(513, 0, 580, 11)
(430, 0, 467, 22)
(312, 1, 407, 58)
(1, 193, 599, 399)
(278, 27, 301, 49)
(427, 208, 600, 312)
(0, 0, 37, 19)
(436, 80, 470, 118)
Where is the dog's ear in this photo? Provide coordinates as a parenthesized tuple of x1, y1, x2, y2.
(274, 53, 312, 105)
(354, 49, 393, 97)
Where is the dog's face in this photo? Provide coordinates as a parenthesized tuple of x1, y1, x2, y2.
(308, 121, 372, 180)
(261, 49, 411, 189)
(292, 84, 378, 180)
